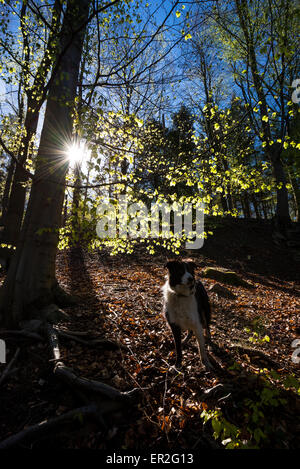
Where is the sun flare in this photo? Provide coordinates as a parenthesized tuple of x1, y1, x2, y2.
(66, 142, 86, 165)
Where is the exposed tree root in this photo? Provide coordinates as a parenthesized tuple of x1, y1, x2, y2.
(45, 323, 139, 402)
(52, 282, 79, 307)
(0, 347, 20, 386)
(47, 330, 137, 402)
(53, 327, 127, 350)
(1, 329, 43, 341)
(0, 404, 98, 449)
(0, 320, 139, 448)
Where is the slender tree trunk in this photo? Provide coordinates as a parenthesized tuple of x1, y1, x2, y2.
(287, 168, 299, 222)
(242, 192, 251, 218)
(215, 159, 228, 213)
(227, 191, 234, 213)
(0, 0, 91, 327)
(82, 156, 92, 219)
(62, 193, 68, 227)
(2, 1, 61, 248)
(0, 157, 15, 227)
(251, 194, 261, 219)
(219, 192, 229, 213)
(0, 158, 16, 269)
(261, 198, 268, 220)
(268, 144, 291, 229)
(235, 0, 291, 229)
(71, 162, 82, 245)
(221, 156, 233, 213)
(2, 105, 39, 246)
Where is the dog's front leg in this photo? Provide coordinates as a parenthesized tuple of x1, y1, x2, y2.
(194, 323, 212, 370)
(170, 322, 182, 367)
(204, 325, 212, 347)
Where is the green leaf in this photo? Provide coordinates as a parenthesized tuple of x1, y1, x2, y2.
(212, 418, 222, 439)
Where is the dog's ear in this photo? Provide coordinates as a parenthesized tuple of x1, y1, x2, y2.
(165, 260, 178, 271)
(184, 258, 197, 271)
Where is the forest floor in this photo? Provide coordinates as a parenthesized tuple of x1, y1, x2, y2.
(0, 218, 299, 449)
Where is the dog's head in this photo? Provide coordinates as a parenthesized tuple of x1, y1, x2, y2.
(165, 259, 196, 296)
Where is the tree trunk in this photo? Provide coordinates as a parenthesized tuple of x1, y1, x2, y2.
(1, 105, 39, 247)
(220, 193, 229, 213)
(0, 157, 15, 227)
(0, 158, 15, 269)
(268, 144, 291, 230)
(82, 154, 92, 219)
(251, 194, 261, 219)
(71, 162, 82, 245)
(287, 168, 299, 222)
(235, 0, 291, 230)
(1, 1, 61, 248)
(261, 198, 268, 220)
(242, 192, 251, 218)
(0, 0, 91, 327)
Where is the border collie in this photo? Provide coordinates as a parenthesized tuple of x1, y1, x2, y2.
(162, 259, 212, 370)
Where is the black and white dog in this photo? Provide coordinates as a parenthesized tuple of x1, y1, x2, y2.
(162, 259, 212, 370)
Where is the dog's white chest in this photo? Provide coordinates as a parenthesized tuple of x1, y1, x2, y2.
(163, 284, 199, 331)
